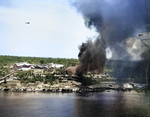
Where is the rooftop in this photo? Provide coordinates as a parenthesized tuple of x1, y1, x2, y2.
(15, 62, 31, 66)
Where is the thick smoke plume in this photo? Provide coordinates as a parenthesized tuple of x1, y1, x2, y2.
(65, 37, 106, 75)
(68, 0, 150, 75)
(72, 0, 150, 60)
(76, 38, 106, 75)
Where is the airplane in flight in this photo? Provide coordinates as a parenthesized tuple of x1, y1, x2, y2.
(25, 22, 30, 24)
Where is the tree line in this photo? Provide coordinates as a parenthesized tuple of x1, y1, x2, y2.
(0, 55, 79, 78)
(0, 55, 79, 67)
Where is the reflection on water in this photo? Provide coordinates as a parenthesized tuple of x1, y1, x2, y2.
(0, 91, 150, 117)
(0, 92, 75, 117)
(75, 91, 150, 117)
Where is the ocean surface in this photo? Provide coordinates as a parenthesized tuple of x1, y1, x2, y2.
(0, 91, 150, 117)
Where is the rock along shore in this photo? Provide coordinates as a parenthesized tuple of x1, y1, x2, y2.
(0, 80, 146, 93)
(0, 80, 81, 93)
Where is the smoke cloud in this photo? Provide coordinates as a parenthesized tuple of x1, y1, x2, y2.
(72, 0, 150, 59)
(76, 38, 106, 75)
(69, 0, 150, 75)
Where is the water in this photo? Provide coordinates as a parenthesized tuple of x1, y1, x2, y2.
(0, 91, 150, 117)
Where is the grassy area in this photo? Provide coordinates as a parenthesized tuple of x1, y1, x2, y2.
(78, 76, 113, 86)
(0, 66, 10, 77)
(15, 70, 59, 85)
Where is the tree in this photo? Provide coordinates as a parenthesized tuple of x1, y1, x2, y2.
(40, 60, 44, 64)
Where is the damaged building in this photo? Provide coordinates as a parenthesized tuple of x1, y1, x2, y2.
(13, 62, 33, 71)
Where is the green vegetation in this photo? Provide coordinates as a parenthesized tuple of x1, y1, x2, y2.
(0, 55, 79, 67)
(0, 55, 149, 87)
(0, 55, 79, 84)
(80, 76, 113, 86)
(0, 66, 10, 77)
(40, 60, 45, 64)
(15, 70, 58, 84)
(44, 74, 58, 85)
(132, 86, 150, 93)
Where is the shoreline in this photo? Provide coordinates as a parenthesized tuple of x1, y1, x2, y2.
(0, 80, 148, 93)
(0, 88, 148, 94)
(0, 85, 146, 93)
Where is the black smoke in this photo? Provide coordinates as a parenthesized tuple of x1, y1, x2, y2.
(72, 0, 150, 60)
(69, 0, 150, 76)
(76, 38, 106, 75)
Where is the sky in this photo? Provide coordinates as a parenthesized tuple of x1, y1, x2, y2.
(0, 0, 98, 58)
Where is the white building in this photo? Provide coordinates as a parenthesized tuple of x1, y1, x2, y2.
(13, 62, 33, 71)
(50, 63, 64, 68)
